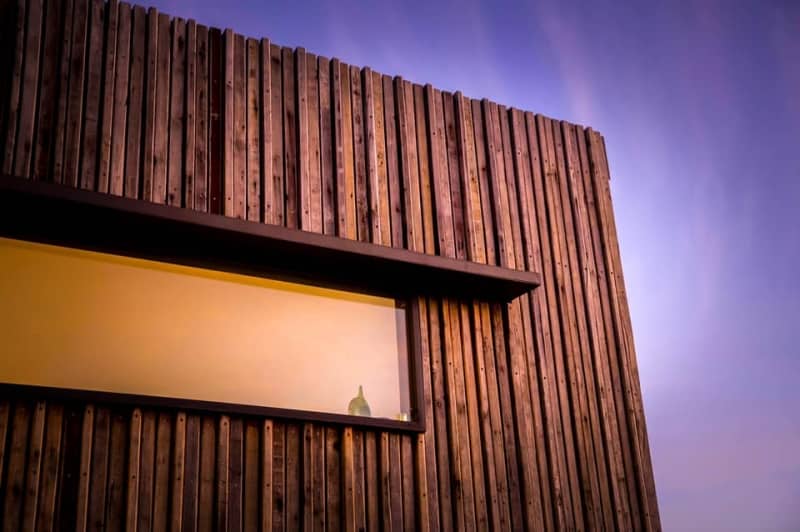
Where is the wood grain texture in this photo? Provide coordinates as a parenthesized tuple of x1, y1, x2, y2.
(0, 2, 661, 529)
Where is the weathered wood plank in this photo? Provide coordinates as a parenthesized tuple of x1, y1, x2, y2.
(228, 417, 243, 531)
(208, 28, 222, 213)
(183, 20, 197, 209)
(319, 56, 335, 235)
(198, 416, 216, 532)
(20, 401, 45, 531)
(152, 413, 173, 532)
(268, 43, 283, 226)
(86, 407, 110, 530)
(312, 425, 326, 531)
(123, 4, 145, 198)
(216, 415, 230, 530)
(50, 0, 75, 184)
(282, 47, 298, 229)
(96, 0, 119, 193)
(167, 17, 186, 207)
(106, 410, 127, 530)
(351, 66, 368, 242)
(2, 0, 28, 176)
(107, 0, 130, 196)
(182, 414, 201, 530)
(75, 405, 94, 531)
(140, 7, 158, 199)
(383, 75, 404, 247)
(125, 409, 142, 530)
(62, 0, 89, 187)
(414, 84, 436, 255)
(222, 29, 235, 216)
(34, 403, 63, 531)
(286, 424, 301, 530)
(246, 38, 261, 222)
(231, 34, 246, 219)
(364, 431, 380, 532)
(296, 48, 310, 230)
(306, 53, 322, 233)
(324, 427, 341, 532)
(259, 38, 273, 223)
(244, 420, 260, 531)
(78, 0, 104, 191)
(261, 420, 274, 532)
(32, 0, 67, 180)
(171, 412, 187, 531)
(272, 422, 286, 531)
(12, 0, 43, 178)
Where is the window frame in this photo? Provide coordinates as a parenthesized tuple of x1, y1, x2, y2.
(0, 175, 540, 432)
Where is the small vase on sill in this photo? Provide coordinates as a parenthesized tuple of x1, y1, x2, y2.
(348, 385, 371, 417)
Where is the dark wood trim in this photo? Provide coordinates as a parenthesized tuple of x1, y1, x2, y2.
(0, 175, 540, 301)
(0, 382, 425, 433)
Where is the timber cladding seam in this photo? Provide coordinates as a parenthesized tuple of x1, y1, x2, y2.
(0, 0, 660, 530)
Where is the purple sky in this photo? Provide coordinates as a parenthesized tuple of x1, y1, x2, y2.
(145, 1, 799, 529)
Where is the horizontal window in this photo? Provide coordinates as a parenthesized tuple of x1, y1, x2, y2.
(0, 237, 415, 427)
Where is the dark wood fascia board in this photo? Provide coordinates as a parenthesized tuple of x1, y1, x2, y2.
(0, 175, 541, 301)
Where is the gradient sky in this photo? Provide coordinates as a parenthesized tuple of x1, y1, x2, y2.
(142, 1, 800, 529)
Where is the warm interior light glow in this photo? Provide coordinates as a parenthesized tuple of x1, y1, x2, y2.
(0, 237, 410, 420)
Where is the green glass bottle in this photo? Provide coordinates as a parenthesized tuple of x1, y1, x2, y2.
(348, 385, 371, 417)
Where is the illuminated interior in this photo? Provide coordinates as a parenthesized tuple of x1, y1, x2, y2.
(0, 237, 411, 421)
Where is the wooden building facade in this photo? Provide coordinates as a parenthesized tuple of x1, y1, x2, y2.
(0, 0, 660, 530)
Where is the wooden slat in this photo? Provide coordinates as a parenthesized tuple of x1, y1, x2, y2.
(78, 0, 104, 190)
(208, 28, 222, 213)
(198, 416, 216, 532)
(216, 415, 230, 530)
(57, 406, 83, 527)
(136, 411, 156, 531)
(396, 79, 422, 252)
(364, 431, 379, 532)
(192, 24, 209, 211)
(296, 48, 309, 230)
(96, 0, 119, 193)
(335, 59, 355, 240)
(62, 0, 89, 187)
(282, 47, 298, 229)
(50, 0, 75, 184)
(106, 410, 128, 531)
(152, 413, 172, 532)
(182, 20, 197, 209)
(286, 424, 301, 530)
(151, 12, 172, 203)
(86, 407, 111, 530)
(426, 87, 454, 258)
(324, 427, 341, 532)
(125, 409, 142, 530)
(268, 43, 283, 226)
(221, 29, 234, 216)
(230, 33, 246, 219)
(319, 56, 335, 235)
(272, 422, 285, 531)
(2, 0, 27, 175)
(312, 425, 326, 531)
(383, 75, 404, 247)
(31, 0, 67, 180)
(228, 417, 244, 531)
(20, 401, 45, 530)
(140, 7, 158, 200)
(171, 412, 187, 531)
(259, 38, 272, 223)
(261, 420, 274, 532)
(414, 84, 436, 254)
(35, 403, 63, 531)
(246, 38, 261, 222)
(167, 17, 186, 206)
(302, 424, 313, 532)
(351, 66, 368, 242)
(11, 0, 43, 178)
(123, 4, 145, 198)
(182, 414, 201, 529)
(108, 0, 131, 196)
(244, 421, 260, 530)
(306, 53, 322, 233)
(75, 405, 94, 531)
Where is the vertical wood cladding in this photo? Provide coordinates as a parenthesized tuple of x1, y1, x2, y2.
(0, 0, 660, 529)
